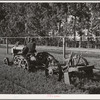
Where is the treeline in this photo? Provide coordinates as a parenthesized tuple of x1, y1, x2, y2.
(0, 3, 100, 37)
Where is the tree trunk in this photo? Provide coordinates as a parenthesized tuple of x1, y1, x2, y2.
(79, 36, 82, 48)
(73, 16, 76, 47)
(87, 29, 90, 48)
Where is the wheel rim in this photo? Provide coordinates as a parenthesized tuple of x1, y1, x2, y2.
(79, 57, 88, 66)
(46, 58, 58, 74)
(48, 67, 53, 76)
(13, 56, 20, 65)
(19, 58, 29, 70)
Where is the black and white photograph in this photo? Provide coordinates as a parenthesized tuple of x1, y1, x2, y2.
(1, 1, 100, 99)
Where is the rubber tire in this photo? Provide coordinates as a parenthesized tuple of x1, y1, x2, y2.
(3, 57, 9, 65)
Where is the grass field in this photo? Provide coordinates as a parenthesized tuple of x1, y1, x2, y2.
(1, 47, 100, 94)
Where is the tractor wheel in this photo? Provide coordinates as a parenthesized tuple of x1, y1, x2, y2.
(78, 57, 89, 66)
(45, 60, 63, 81)
(3, 57, 9, 65)
(81, 57, 89, 65)
(13, 55, 21, 65)
(19, 57, 29, 70)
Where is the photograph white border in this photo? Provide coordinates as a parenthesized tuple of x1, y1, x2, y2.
(0, 0, 100, 3)
(0, 94, 100, 99)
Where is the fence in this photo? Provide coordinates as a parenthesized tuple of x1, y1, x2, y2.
(1, 36, 100, 47)
(1, 36, 100, 59)
(0, 36, 63, 46)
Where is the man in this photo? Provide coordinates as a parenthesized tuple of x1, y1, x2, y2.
(27, 38, 36, 54)
(22, 38, 36, 55)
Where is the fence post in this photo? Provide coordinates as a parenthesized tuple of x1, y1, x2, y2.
(63, 37, 70, 85)
(63, 37, 66, 62)
(24, 37, 27, 45)
(6, 38, 9, 54)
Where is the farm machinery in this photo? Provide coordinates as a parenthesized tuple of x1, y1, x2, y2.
(3, 44, 94, 83)
(62, 52, 94, 84)
(3, 45, 63, 81)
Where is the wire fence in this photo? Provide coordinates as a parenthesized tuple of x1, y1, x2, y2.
(1, 36, 100, 49)
(0, 36, 63, 47)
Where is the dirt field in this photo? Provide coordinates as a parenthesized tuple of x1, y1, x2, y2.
(1, 47, 100, 94)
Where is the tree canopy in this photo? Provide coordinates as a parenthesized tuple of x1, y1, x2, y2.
(0, 3, 100, 38)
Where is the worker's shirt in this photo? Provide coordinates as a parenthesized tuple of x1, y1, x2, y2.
(27, 42, 36, 53)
